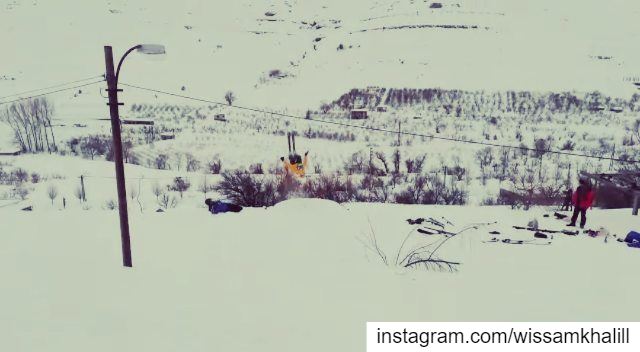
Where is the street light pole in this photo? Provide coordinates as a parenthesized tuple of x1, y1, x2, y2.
(104, 46, 132, 267)
(103, 44, 165, 267)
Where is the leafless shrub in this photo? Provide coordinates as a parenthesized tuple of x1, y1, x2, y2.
(14, 186, 29, 200)
(208, 156, 223, 174)
(344, 151, 367, 174)
(128, 184, 139, 200)
(30, 173, 40, 184)
(249, 163, 264, 174)
(155, 153, 169, 170)
(405, 154, 426, 173)
(103, 199, 118, 210)
(303, 174, 356, 203)
(158, 193, 179, 209)
(169, 177, 191, 198)
(151, 182, 163, 200)
(185, 153, 200, 172)
(213, 169, 280, 207)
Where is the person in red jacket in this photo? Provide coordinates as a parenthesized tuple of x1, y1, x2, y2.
(567, 178, 596, 229)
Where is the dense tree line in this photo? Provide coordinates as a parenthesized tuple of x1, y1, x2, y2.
(330, 88, 640, 117)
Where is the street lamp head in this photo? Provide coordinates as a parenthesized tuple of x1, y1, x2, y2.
(136, 44, 166, 55)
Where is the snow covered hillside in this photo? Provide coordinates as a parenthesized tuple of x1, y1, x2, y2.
(1, 199, 640, 351)
(2, 0, 640, 114)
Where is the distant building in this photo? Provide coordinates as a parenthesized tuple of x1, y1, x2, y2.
(376, 105, 388, 112)
(160, 132, 175, 140)
(122, 119, 154, 126)
(581, 171, 640, 215)
(73, 123, 87, 128)
(214, 113, 227, 122)
(610, 106, 624, 113)
(350, 109, 368, 120)
(413, 115, 422, 120)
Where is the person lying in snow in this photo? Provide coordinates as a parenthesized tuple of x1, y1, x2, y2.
(205, 198, 243, 214)
(624, 231, 640, 248)
(567, 178, 596, 229)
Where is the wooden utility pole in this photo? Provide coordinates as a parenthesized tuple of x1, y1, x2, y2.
(80, 175, 87, 202)
(609, 144, 616, 171)
(397, 121, 401, 146)
(104, 46, 133, 268)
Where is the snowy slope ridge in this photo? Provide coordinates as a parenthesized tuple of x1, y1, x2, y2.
(2, 0, 640, 115)
(1, 199, 640, 351)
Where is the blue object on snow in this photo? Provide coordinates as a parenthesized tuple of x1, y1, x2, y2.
(211, 201, 230, 214)
(628, 242, 640, 249)
(205, 198, 243, 214)
(624, 231, 640, 244)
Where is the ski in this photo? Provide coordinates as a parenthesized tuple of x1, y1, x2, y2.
(482, 238, 552, 246)
(513, 226, 560, 234)
(292, 133, 296, 153)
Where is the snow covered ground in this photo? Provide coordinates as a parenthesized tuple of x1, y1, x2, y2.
(1, 198, 640, 351)
(2, 0, 640, 350)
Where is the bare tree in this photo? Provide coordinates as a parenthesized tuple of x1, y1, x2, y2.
(151, 182, 163, 200)
(185, 153, 200, 172)
(1, 97, 57, 153)
(475, 147, 494, 184)
(170, 177, 190, 198)
(392, 149, 401, 174)
(375, 151, 390, 175)
(47, 184, 58, 205)
(224, 91, 236, 105)
(208, 156, 223, 174)
(128, 183, 139, 200)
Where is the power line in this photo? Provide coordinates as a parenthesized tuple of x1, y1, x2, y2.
(0, 75, 104, 101)
(120, 82, 639, 164)
(0, 80, 104, 106)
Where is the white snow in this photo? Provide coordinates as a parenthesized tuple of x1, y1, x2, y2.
(1, 198, 640, 351)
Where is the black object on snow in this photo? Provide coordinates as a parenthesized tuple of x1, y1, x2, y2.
(417, 228, 436, 235)
(21, 206, 32, 211)
(513, 226, 559, 233)
(554, 212, 568, 219)
(534, 232, 549, 239)
(489, 231, 501, 235)
(483, 238, 551, 246)
(407, 218, 425, 225)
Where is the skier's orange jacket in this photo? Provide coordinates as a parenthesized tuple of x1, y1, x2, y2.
(282, 154, 308, 177)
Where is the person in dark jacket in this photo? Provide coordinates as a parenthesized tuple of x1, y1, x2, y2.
(567, 178, 595, 229)
(205, 198, 243, 214)
(560, 187, 573, 211)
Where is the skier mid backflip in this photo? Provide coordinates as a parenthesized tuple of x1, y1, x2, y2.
(280, 132, 308, 177)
